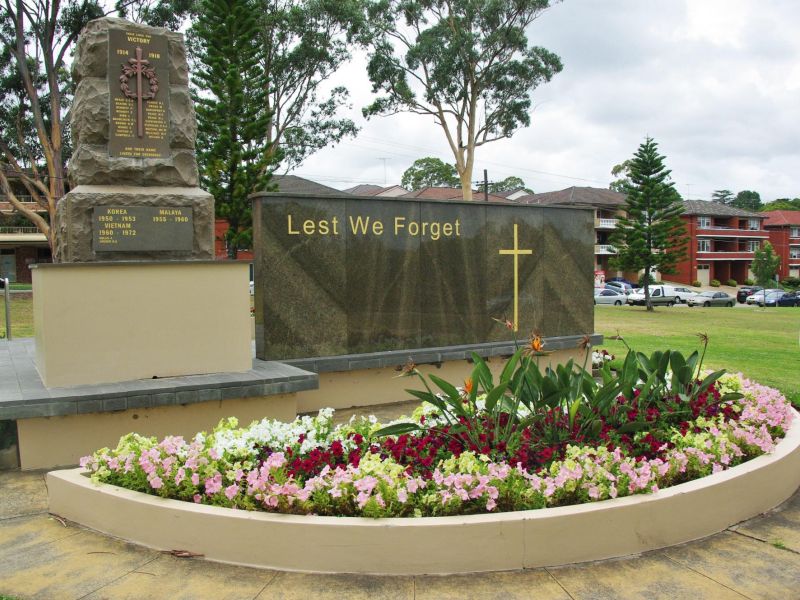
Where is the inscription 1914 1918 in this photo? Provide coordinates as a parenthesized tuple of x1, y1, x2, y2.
(108, 29, 170, 159)
(92, 206, 193, 252)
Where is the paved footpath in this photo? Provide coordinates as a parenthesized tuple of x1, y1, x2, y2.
(1, 468, 799, 600)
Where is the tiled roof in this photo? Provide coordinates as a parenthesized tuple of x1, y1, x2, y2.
(343, 184, 385, 196)
(272, 175, 346, 195)
(762, 210, 800, 227)
(681, 200, 763, 218)
(522, 187, 627, 207)
(402, 187, 508, 202)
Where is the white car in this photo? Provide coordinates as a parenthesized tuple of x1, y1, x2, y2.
(746, 289, 782, 305)
(249, 281, 254, 295)
(626, 285, 677, 306)
(594, 289, 626, 305)
(672, 286, 702, 304)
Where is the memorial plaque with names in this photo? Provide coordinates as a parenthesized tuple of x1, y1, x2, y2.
(108, 28, 170, 158)
(93, 206, 193, 252)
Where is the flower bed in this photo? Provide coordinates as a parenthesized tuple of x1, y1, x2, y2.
(81, 346, 794, 519)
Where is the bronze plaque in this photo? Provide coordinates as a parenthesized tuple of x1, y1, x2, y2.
(93, 206, 193, 251)
(107, 29, 170, 158)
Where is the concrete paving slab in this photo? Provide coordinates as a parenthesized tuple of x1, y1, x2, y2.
(80, 553, 277, 600)
(0, 469, 47, 518)
(255, 572, 414, 599)
(733, 490, 800, 553)
(0, 529, 160, 599)
(415, 569, 572, 599)
(0, 514, 80, 556)
(547, 553, 747, 600)
(663, 531, 800, 600)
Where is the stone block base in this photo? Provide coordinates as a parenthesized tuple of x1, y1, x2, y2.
(32, 261, 250, 387)
(54, 185, 213, 262)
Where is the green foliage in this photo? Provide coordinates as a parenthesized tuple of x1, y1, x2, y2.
(255, 0, 364, 170)
(488, 176, 532, 194)
(115, 0, 194, 29)
(732, 190, 762, 212)
(638, 273, 656, 287)
(401, 157, 459, 190)
(710, 279, 720, 287)
(725, 279, 737, 287)
(781, 276, 800, 289)
(0, 419, 17, 450)
(761, 198, 800, 211)
(692, 280, 702, 287)
(744, 278, 754, 286)
(362, 0, 562, 199)
(609, 137, 687, 310)
(191, 0, 274, 258)
(751, 241, 781, 288)
(711, 189, 734, 205)
(609, 159, 632, 193)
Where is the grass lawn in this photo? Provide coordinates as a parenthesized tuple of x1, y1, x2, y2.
(0, 293, 33, 339)
(595, 305, 800, 406)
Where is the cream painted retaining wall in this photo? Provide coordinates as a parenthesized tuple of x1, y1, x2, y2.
(19, 395, 296, 470)
(32, 261, 251, 387)
(47, 409, 800, 575)
(296, 348, 581, 413)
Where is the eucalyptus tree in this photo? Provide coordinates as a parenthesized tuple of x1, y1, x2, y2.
(362, 0, 562, 200)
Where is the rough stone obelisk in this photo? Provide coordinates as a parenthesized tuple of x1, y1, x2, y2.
(54, 17, 213, 262)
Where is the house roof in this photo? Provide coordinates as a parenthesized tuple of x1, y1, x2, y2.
(344, 184, 410, 197)
(401, 187, 509, 202)
(522, 187, 626, 208)
(681, 200, 763, 218)
(761, 210, 800, 227)
(272, 175, 345, 196)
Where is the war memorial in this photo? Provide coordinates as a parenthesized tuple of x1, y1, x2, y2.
(0, 17, 798, 578)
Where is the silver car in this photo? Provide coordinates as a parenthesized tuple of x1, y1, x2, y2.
(687, 291, 735, 307)
(594, 289, 627, 306)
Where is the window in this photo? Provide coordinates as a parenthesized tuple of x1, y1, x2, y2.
(747, 240, 760, 252)
(697, 239, 711, 252)
(652, 289, 662, 297)
(748, 219, 760, 230)
(791, 227, 800, 238)
(698, 216, 711, 228)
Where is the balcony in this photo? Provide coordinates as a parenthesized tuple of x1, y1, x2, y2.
(696, 226, 768, 239)
(595, 244, 617, 255)
(695, 250, 754, 260)
(594, 218, 618, 229)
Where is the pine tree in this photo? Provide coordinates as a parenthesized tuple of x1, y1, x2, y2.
(191, 0, 273, 258)
(610, 137, 687, 311)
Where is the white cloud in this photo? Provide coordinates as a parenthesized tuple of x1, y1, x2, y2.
(293, 0, 800, 200)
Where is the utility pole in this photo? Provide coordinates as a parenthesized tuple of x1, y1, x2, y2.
(484, 169, 489, 202)
(377, 158, 390, 184)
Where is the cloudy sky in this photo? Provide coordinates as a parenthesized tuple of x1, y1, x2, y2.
(292, 0, 800, 201)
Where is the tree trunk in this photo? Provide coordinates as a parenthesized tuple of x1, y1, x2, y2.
(459, 169, 473, 201)
(644, 266, 653, 312)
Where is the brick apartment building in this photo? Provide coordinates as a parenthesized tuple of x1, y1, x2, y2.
(762, 210, 800, 280)
(0, 198, 51, 284)
(671, 201, 767, 286)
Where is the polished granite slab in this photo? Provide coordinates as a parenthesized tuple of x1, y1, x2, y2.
(253, 193, 595, 361)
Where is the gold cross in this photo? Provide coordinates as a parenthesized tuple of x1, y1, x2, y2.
(498, 223, 533, 332)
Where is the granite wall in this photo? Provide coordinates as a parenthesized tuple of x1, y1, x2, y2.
(253, 194, 594, 361)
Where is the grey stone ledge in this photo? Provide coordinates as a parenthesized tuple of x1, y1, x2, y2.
(283, 334, 603, 374)
(0, 339, 318, 420)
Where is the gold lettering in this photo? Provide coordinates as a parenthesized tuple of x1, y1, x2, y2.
(287, 214, 299, 235)
(331, 216, 339, 235)
(318, 220, 329, 235)
(372, 220, 384, 235)
(455, 219, 461, 236)
(442, 223, 453, 236)
(429, 222, 441, 240)
(348, 215, 370, 235)
(303, 220, 316, 235)
(394, 216, 405, 235)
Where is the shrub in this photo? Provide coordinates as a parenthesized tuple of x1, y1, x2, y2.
(781, 276, 800, 289)
(710, 279, 721, 287)
(744, 278, 754, 286)
(692, 280, 702, 287)
(726, 279, 738, 287)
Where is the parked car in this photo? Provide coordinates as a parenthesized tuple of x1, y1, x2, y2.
(672, 286, 702, 304)
(737, 286, 762, 303)
(687, 291, 735, 307)
(761, 291, 786, 307)
(607, 277, 634, 286)
(605, 281, 634, 295)
(746, 289, 783, 305)
(594, 288, 627, 306)
(249, 281, 254, 295)
(626, 285, 677, 306)
(776, 291, 800, 307)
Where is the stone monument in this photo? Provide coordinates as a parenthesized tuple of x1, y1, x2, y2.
(32, 18, 250, 387)
(54, 17, 213, 262)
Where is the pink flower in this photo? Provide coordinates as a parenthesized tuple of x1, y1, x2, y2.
(397, 487, 408, 503)
(149, 476, 163, 489)
(193, 494, 202, 503)
(204, 472, 223, 495)
(191, 473, 200, 486)
(224, 484, 239, 500)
